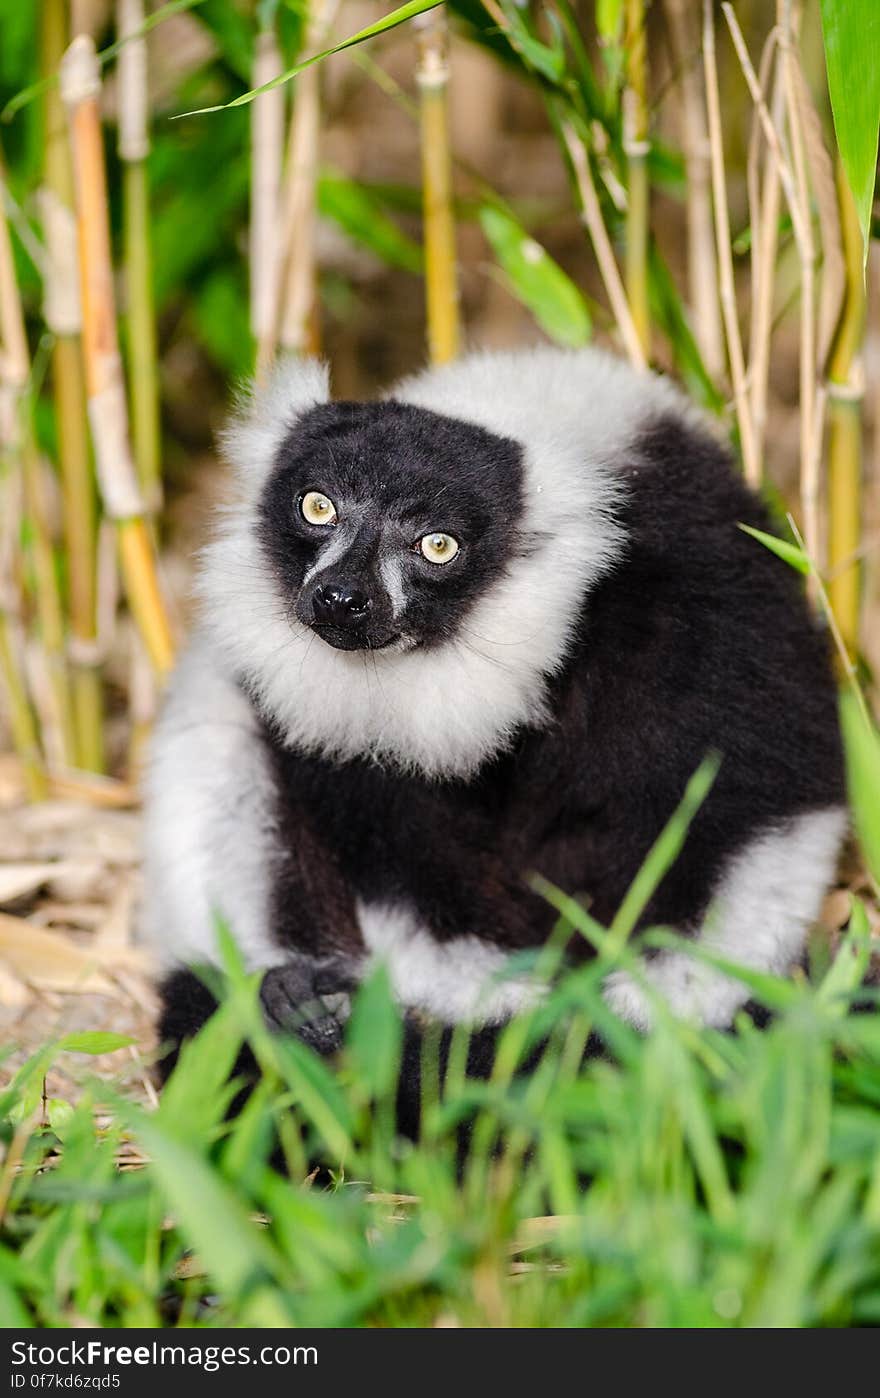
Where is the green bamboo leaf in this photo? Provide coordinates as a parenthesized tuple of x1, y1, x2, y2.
(318, 171, 423, 273)
(820, 0, 880, 264)
(839, 687, 880, 884)
(479, 205, 591, 347)
(175, 0, 444, 117)
(498, 3, 567, 84)
(738, 523, 811, 575)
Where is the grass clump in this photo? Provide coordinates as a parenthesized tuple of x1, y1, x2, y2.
(0, 902, 878, 1330)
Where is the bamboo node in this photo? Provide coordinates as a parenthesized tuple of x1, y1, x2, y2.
(38, 188, 81, 336)
(86, 378, 146, 519)
(415, 59, 450, 89)
(827, 366, 865, 403)
(117, 0, 150, 163)
(59, 36, 101, 110)
(67, 635, 105, 667)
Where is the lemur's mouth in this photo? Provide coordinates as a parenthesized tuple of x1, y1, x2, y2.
(311, 623, 401, 653)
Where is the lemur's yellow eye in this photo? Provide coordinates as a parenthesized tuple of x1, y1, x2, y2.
(301, 491, 337, 526)
(419, 533, 459, 565)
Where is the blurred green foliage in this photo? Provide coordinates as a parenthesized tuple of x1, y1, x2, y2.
(1, 899, 880, 1327)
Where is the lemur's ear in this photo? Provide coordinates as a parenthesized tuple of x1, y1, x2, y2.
(220, 357, 330, 497)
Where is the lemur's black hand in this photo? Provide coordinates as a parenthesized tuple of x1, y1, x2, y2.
(260, 953, 360, 1054)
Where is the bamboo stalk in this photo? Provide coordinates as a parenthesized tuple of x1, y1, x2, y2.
(415, 7, 460, 366)
(703, 0, 759, 483)
(278, 44, 321, 359)
(747, 38, 784, 460)
(0, 453, 46, 801)
(720, 5, 809, 253)
(722, 2, 826, 561)
(826, 164, 864, 662)
(779, 0, 820, 566)
(42, 0, 103, 773)
(250, 25, 284, 367)
(127, 617, 155, 779)
(562, 122, 647, 371)
(0, 154, 77, 769)
(623, 0, 650, 359)
(116, 0, 161, 779)
(61, 35, 174, 679)
(663, 0, 723, 379)
(20, 433, 77, 765)
(256, 2, 334, 377)
(118, 0, 161, 515)
(0, 612, 46, 800)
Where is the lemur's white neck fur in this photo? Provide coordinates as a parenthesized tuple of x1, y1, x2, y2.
(197, 349, 694, 777)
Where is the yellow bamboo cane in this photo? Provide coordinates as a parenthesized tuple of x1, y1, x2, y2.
(624, 0, 650, 359)
(415, 8, 460, 366)
(60, 35, 174, 679)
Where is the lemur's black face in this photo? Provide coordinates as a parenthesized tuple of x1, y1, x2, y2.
(257, 400, 525, 653)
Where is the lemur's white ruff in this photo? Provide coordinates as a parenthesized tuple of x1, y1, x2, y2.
(197, 349, 662, 779)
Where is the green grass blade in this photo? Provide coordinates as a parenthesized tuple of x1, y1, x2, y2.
(609, 753, 720, 947)
(839, 686, 880, 885)
(818, 896, 872, 1010)
(113, 1097, 289, 1318)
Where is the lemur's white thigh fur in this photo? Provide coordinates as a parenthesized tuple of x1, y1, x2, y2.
(141, 634, 284, 974)
(603, 806, 847, 1030)
(356, 903, 543, 1025)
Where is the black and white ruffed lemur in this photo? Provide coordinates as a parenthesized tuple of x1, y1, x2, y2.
(142, 347, 846, 1130)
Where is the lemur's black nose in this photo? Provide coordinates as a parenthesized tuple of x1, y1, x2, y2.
(312, 583, 372, 629)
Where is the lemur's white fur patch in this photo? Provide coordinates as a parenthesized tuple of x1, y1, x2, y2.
(220, 358, 330, 506)
(141, 636, 285, 974)
(602, 806, 848, 1029)
(357, 903, 543, 1024)
(379, 555, 407, 619)
(198, 347, 697, 778)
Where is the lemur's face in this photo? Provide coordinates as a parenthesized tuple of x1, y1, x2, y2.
(257, 400, 525, 653)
